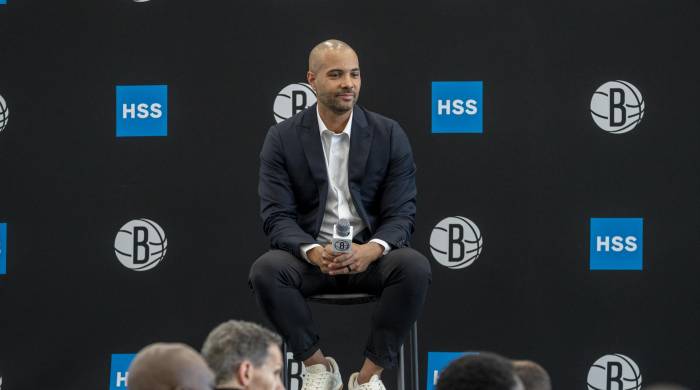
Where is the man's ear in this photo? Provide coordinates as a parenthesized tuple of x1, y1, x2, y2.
(237, 360, 254, 386)
(307, 71, 316, 90)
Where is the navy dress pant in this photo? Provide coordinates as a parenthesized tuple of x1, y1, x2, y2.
(248, 248, 431, 368)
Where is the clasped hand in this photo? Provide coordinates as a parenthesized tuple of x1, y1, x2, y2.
(307, 242, 383, 275)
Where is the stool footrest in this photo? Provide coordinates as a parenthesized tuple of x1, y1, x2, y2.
(307, 293, 378, 305)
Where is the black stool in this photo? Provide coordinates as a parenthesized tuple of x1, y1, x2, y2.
(282, 293, 419, 390)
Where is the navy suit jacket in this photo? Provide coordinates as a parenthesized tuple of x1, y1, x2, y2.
(258, 104, 417, 258)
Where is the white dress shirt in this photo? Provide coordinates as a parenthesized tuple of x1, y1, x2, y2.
(300, 108, 390, 262)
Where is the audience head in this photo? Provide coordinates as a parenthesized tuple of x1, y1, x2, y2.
(128, 342, 215, 390)
(202, 320, 284, 390)
(512, 360, 551, 390)
(644, 384, 690, 390)
(436, 352, 524, 390)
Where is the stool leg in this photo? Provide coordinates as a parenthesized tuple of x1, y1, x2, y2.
(410, 322, 419, 390)
(283, 342, 290, 390)
(397, 343, 406, 390)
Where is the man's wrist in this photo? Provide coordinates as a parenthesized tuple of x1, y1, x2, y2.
(367, 242, 385, 260)
(368, 239, 391, 256)
(300, 243, 322, 263)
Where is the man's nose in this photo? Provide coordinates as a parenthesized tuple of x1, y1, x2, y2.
(340, 73, 354, 89)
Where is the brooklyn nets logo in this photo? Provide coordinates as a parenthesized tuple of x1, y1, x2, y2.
(429, 216, 483, 269)
(590, 81, 644, 134)
(333, 240, 351, 252)
(587, 354, 642, 390)
(114, 218, 168, 271)
(287, 352, 304, 390)
(273, 83, 316, 123)
(0, 94, 9, 133)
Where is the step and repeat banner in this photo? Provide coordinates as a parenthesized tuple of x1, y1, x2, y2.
(1, 1, 698, 389)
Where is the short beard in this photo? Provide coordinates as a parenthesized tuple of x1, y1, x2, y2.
(319, 92, 357, 114)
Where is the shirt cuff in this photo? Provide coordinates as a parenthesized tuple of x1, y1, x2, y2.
(300, 243, 322, 263)
(369, 239, 391, 256)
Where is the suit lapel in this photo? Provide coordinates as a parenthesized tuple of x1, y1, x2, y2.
(348, 107, 373, 231)
(348, 106, 373, 187)
(299, 105, 373, 189)
(298, 105, 373, 233)
(298, 104, 329, 190)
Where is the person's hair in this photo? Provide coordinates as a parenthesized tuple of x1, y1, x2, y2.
(201, 319, 282, 385)
(512, 360, 551, 390)
(644, 384, 690, 390)
(437, 352, 520, 390)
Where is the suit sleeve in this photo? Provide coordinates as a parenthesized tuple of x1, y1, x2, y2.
(370, 122, 417, 248)
(259, 126, 317, 258)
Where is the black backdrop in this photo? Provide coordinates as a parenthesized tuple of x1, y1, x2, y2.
(1, 0, 699, 388)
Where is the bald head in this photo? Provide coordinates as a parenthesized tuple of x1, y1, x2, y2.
(306, 39, 361, 116)
(512, 360, 551, 390)
(308, 39, 357, 73)
(128, 343, 215, 390)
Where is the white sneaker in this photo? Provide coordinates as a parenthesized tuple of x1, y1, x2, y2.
(348, 372, 386, 390)
(302, 357, 343, 390)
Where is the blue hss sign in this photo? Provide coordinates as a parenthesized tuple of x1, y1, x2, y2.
(590, 218, 643, 270)
(116, 85, 168, 137)
(431, 81, 483, 133)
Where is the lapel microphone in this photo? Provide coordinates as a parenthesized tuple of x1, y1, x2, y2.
(332, 218, 353, 253)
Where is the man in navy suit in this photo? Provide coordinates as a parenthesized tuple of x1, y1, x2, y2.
(249, 39, 431, 390)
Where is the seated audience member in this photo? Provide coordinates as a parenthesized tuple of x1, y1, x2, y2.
(644, 384, 690, 390)
(436, 352, 524, 390)
(128, 342, 215, 390)
(202, 319, 284, 390)
(512, 360, 551, 390)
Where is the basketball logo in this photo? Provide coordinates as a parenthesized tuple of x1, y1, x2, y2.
(587, 354, 642, 390)
(590, 81, 644, 134)
(114, 219, 167, 271)
(286, 351, 305, 390)
(0, 94, 9, 134)
(429, 216, 483, 269)
(273, 83, 316, 123)
(333, 241, 350, 252)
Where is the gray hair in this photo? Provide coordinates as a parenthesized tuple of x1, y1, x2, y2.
(201, 320, 282, 385)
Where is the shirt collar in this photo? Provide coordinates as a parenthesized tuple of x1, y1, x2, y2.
(316, 105, 353, 138)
